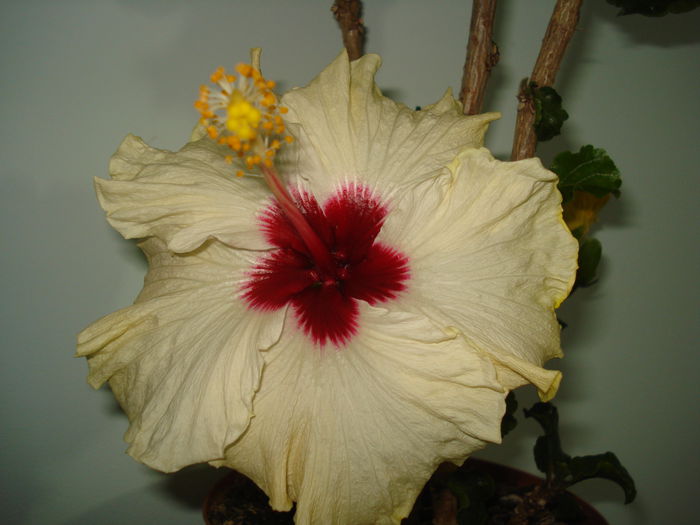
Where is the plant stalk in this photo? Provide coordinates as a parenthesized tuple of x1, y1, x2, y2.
(511, 0, 583, 160)
(459, 0, 499, 115)
(332, 0, 365, 60)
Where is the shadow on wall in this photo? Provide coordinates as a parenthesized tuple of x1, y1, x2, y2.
(61, 464, 227, 525)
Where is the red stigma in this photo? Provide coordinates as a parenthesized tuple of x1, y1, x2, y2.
(242, 183, 410, 347)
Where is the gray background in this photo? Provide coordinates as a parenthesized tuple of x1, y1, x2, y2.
(2, 1, 698, 524)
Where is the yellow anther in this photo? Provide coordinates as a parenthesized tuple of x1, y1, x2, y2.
(279, 106, 289, 114)
(285, 135, 294, 143)
(225, 136, 241, 150)
(224, 155, 233, 164)
(210, 67, 224, 83)
(236, 170, 245, 177)
(236, 63, 254, 77)
(196, 62, 294, 176)
(261, 92, 276, 107)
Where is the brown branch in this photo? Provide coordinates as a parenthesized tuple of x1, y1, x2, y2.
(510, 0, 583, 160)
(459, 0, 499, 115)
(331, 0, 365, 61)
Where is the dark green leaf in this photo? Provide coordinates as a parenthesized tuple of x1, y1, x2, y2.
(532, 434, 556, 475)
(525, 404, 638, 505)
(533, 86, 569, 141)
(525, 403, 570, 480)
(524, 401, 559, 435)
(607, 0, 700, 16)
(576, 237, 602, 287)
(551, 145, 622, 203)
(501, 391, 519, 437)
(569, 225, 586, 241)
(568, 452, 638, 503)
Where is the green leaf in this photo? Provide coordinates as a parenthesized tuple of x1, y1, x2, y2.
(525, 403, 570, 480)
(533, 86, 569, 141)
(500, 391, 519, 437)
(576, 237, 602, 287)
(568, 452, 638, 504)
(606, 0, 700, 16)
(551, 145, 622, 203)
(524, 401, 559, 435)
(525, 403, 638, 505)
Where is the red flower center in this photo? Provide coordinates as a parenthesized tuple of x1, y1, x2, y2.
(242, 183, 410, 347)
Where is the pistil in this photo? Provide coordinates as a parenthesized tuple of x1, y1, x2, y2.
(196, 61, 334, 274)
(260, 164, 335, 274)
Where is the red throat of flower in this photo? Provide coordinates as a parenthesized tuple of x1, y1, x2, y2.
(243, 167, 410, 347)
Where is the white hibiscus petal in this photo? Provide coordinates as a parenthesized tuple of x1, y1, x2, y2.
(400, 148, 577, 398)
(214, 304, 505, 525)
(96, 134, 271, 252)
(76, 238, 285, 471)
(282, 51, 498, 200)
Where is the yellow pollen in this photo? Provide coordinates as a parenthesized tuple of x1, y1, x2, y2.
(245, 155, 260, 169)
(261, 92, 276, 107)
(210, 67, 224, 83)
(225, 91, 261, 141)
(236, 63, 254, 77)
(195, 62, 295, 176)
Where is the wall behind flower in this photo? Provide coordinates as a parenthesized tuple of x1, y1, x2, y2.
(1, 1, 697, 524)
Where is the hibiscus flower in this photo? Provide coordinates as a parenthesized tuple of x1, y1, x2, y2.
(77, 50, 577, 524)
